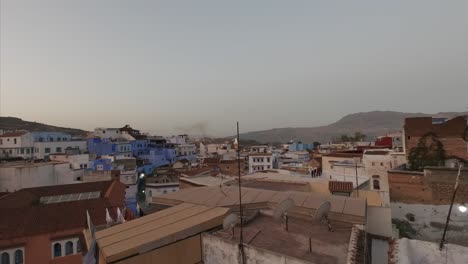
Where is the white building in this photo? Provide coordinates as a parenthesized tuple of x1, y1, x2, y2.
(362, 149, 407, 192)
(33, 140, 87, 160)
(167, 135, 188, 145)
(250, 145, 270, 154)
(49, 153, 91, 170)
(0, 131, 34, 159)
(176, 144, 196, 156)
(93, 128, 124, 140)
(0, 161, 82, 192)
(248, 153, 273, 173)
(284, 151, 310, 162)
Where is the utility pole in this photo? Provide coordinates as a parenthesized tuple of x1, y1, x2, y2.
(355, 162, 359, 197)
(236, 122, 245, 263)
(439, 164, 463, 251)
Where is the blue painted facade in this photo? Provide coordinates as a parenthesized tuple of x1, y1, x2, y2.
(31, 132, 72, 142)
(87, 138, 132, 157)
(92, 158, 113, 171)
(289, 142, 314, 152)
(131, 140, 149, 156)
(140, 147, 176, 168)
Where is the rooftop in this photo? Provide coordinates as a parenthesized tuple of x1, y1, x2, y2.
(0, 180, 126, 242)
(95, 203, 229, 263)
(249, 153, 273, 157)
(0, 131, 28, 137)
(153, 186, 366, 224)
(0, 160, 68, 168)
(211, 213, 353, 264)
(180, 174, 235, 187)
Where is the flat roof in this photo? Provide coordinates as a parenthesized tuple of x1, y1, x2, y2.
(95, 203, 229, 263)
(210, 214, 353, 263)
(0, 161, 69, 168)
(153, 186, 366, 224)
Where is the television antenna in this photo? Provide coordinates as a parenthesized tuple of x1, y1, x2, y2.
(223, 213, 238, 239)
(273, 198, 295, 231)
(312, 201, 333, 232)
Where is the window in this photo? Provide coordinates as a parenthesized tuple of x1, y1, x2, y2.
(14, 250, 23, 264)
(267, 157, 270, 162)
(380, 162, 384, 166)
(14, 138, 17, 144)
(65, 241, 73, 255)
(26, 149, 30, 154)
(53, 243, 62, 257)
(63, 137, 66, 141)
(373, 179, 380, 190)
(0, 139, 2, 144)
(372, 162, 375, 166)
(45, 148, 51, 154)
(20, 149, 24, 154)
(56, 147, 62, 153)
(76, 240, 82, 253)
(84, 164, 87, 169)
(407, 136, 411, 140)
(1, 253, 9, 264)
(57, 137, 61, 141)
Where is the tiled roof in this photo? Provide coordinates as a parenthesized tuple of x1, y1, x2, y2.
(329, 181, 354, 193)
(0, 131, 28, 137)
(0, 180, 126, 241)
(203, 157, 220, 164)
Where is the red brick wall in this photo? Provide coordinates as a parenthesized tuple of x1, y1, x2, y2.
(406, 136, 467, 160)
(388, 171, 432, 203)
(389, 169, 468, 205)
(219, 161, 245, 176)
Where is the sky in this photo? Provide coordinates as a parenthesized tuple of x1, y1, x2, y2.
(1, 1, 467, 137)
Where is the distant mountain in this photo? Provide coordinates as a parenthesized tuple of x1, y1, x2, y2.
(0, 117, 88, 137)
(239, 111, 468, 144)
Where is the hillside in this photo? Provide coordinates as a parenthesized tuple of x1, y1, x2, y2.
(239, 111, 468, 144)
(0, 117, 88, 137)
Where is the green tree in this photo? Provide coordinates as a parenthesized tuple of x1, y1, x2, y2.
(353, 132, 366, 142)
(408, 133, 446, 171)
(340, 135, 350, 142)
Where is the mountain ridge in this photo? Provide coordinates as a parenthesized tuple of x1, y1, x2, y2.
(238, 111, 468, 143)
(0, 116, 88, 136)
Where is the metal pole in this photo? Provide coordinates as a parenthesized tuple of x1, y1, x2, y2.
(439, 164, 462, 251)
(237, 122, 245, 263)
(355, 162, 359, 197)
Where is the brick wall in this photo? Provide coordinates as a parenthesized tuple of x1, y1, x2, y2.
(218, 160, 245, 176)
(388, 171, 431, 204)
(406, 137, 467, 160)
(389, 168, 468, 205)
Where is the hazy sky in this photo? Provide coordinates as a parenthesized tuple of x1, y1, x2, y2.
(1, 1, 467, 136)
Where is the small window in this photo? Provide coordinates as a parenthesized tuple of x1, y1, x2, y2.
(14, 250, 23, 264)
(63, 137, 66, 141)
(26, 149, 30, 154)
(380, 162, 384, 166)
(53, 243, 62, 257)
(373, 179, 380, 190)
(45, 148, 51, 154)
(1, 252, 9, 264)
(0, 139, 2, 144)
(372, 162, 375, 166)
(56, 147, 62, 152)
(21, 149, 24, 154)
(65, 241, 73, 255)
(14, 138, 17, 144)
(407, 136, 411, 140)
(76, 240, 82, 253)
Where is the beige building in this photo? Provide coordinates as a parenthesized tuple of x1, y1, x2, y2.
(93, 203, 229, 264)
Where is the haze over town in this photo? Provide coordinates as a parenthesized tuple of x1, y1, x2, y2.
(1, 1, 468, 136)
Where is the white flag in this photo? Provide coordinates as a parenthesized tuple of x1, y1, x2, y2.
(105, 208, 114, 226)
(117, 207, 126, 224)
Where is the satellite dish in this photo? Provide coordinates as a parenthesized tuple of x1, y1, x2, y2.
(313, 201, 331, 221)
(223, 213, 238, 239)
(273, 198, 295, 221)
(223, 213, 238, 230)
(313, 201, 333, 232)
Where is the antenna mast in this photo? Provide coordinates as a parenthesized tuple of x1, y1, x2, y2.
(237, 121, 245, 263)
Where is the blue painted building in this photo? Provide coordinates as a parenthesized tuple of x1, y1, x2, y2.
(140, 147, 177, 168)
(87, 138, 132, 157)
(92, 158, 113, 171)
(288, 142, 314, 152)
(131, 139, 149, 156)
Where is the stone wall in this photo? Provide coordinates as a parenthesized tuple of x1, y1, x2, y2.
(406, 137, 468, 160)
